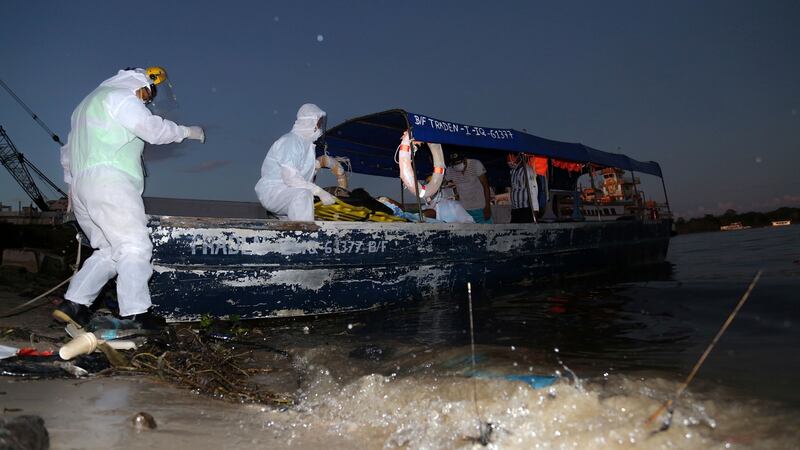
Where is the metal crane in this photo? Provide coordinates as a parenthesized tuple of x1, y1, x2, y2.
(0, 125, 66, 211)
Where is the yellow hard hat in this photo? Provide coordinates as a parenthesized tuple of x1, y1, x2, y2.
(145, 66, 168, 85)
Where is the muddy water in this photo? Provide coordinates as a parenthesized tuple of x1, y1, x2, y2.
(4, 226, 799, 448)
(256, 225, 800, 448)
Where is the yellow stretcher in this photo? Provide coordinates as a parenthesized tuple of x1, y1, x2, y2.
(314, 198, 408, 222)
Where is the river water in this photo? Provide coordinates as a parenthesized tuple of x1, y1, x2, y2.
(253, 224, 800, 448)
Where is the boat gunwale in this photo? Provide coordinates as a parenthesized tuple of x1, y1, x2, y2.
(149, 214, 669, 232)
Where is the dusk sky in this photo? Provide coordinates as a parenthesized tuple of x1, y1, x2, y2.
(1, 1, 798, 219)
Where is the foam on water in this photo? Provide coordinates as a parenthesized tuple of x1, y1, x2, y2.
(268, 354, 799, 449)
(252, 338, 799, 449)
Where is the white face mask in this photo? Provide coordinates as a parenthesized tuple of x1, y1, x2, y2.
(452, 162, 464, 171)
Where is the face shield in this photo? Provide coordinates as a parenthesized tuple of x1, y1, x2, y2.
(144, 66, 179, 118)
(147, 80, 179, 117)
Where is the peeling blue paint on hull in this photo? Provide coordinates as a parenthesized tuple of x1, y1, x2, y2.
(148, 216, 671, 322)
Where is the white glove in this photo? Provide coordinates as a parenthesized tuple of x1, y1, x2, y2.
(186, 126, 205, 143)
(315, 189, 336, 206)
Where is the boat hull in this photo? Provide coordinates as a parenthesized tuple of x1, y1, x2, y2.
(148, 216, 671, 321)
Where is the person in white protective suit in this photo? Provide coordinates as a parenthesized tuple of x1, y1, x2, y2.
(255, 103, 336, 220)
(55, 67, 205, 327)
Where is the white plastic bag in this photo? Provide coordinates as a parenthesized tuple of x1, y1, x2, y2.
(436, 199, 475, 223)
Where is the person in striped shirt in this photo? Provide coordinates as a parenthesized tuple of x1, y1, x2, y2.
(506, 153, 538, 223)
(444, 152, 492, 223)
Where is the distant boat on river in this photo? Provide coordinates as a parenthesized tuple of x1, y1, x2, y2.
(771, 220, 791, 227)
(720, 222, 751, 231)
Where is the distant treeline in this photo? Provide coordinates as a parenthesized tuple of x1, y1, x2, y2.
(674, 207, 799, 234)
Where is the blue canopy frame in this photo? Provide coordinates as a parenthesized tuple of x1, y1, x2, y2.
(321, 109, 663, 182)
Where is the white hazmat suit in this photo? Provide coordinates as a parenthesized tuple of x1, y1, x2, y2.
(255, 104, 335, 221)
(60, 69, 204, 317)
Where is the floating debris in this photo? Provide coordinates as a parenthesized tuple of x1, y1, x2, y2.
(124, 327, 292, 406)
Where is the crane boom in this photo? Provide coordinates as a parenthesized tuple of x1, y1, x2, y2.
(0, 126, 66, 211)
(0, 78, 64, 146)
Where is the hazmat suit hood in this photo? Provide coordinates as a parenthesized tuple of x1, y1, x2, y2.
(291, 103, 326, 142)
(99, 69, 150, 94)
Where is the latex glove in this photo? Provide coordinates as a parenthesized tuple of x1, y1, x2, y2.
(315, 189, 336, 206)
(186, 126, 205, 143)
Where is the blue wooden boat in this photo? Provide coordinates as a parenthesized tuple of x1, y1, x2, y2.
(148, 110, 672, 322)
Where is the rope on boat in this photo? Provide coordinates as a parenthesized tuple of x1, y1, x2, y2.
(314, 198, 408, 222)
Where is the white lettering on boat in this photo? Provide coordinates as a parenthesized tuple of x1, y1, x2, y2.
(319, 239, 386, 254)
(192, 237, 242, 255)
(188, 234, 388, 256)
(412, 114, 514, 140)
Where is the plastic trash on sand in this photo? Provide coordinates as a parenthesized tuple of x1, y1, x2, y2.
(60, 324, 137, 360)
(0, 344, 19, 360)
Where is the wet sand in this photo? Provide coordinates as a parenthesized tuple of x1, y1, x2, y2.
(3, 377, 366, 450)
(0, 287, 360, 449)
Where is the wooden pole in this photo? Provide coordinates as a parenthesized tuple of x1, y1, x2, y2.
(646, 270, 763, 428)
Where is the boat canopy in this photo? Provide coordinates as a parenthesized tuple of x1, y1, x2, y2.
(322, 109, 663, 179)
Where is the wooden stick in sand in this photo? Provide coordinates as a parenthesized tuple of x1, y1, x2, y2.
(645, 269, 763, 429)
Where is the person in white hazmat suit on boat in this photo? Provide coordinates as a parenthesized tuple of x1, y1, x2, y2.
(55, 67, 205, 327)
(255, 103, 336, 221)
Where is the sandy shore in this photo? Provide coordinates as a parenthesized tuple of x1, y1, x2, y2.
(0, 287, 361, 449)
(2, 375, 369, 450)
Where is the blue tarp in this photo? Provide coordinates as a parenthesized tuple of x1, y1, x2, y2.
(321, 109, 663, 178)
